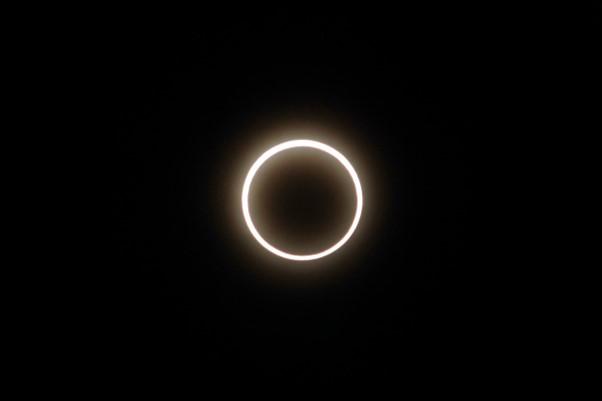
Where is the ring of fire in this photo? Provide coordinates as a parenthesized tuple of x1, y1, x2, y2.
(242, 139, 363, 261)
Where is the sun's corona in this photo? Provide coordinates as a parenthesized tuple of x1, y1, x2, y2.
(242, 139, 363, 261)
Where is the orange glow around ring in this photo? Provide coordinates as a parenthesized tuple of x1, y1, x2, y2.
(242, 139, 363, 261)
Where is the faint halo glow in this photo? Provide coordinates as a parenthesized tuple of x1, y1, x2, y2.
(241, 139, 363, 261)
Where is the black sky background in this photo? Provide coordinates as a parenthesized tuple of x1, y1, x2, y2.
(97, 5, 558, 386)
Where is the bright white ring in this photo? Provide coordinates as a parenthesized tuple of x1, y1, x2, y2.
(242, 139, 363, 261)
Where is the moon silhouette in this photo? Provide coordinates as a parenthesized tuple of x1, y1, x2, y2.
(242, 139, 363, 261)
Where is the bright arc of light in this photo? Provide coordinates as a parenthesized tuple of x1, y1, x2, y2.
(242, 139, 363, 261)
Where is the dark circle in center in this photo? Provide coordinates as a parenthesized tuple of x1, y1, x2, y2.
(249, 148, 356, 255)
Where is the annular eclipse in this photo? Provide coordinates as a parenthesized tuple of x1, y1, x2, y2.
(241, 139, 363, 261)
